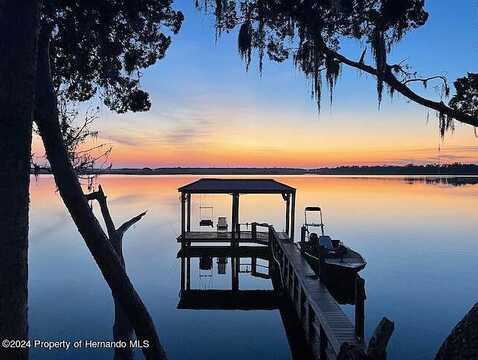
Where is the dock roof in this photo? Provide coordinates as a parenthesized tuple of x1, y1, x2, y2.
(178, 178, 295, 194)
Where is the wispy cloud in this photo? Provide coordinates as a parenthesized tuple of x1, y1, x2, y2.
(100, 115, 217, 149)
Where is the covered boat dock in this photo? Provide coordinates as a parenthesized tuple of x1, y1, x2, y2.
(176, 178, 373, 359)
(178, 178, 296, 246)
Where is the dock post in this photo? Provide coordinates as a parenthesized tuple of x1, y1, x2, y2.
(300, 226, 306, 254)
(308, 305, 316, 339)
(290, 192, 296, 241)
(186, 257, 191, 290)
(236, 193, 240, 241)
(355, 275, 366, 341)
(319, 325, 327, 359)
(181, 192, 186, 247)
(268, 226, 274, 252)
(232, 257, 239, 291)
(318, 246, 326, 280)
(180, 257, 185, 292)
(285, 194, 290, 235)
(251, 222, 257, 242)
(186, 193, 191, 232)
(231, 193, 240, 247)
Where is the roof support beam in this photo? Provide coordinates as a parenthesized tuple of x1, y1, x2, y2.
(285, 193, 291, 236)
(290, 192, 296, 241)
(180, 192, 186, 239)
(186, 193, 191, 232)
(231, 193, 240, 247)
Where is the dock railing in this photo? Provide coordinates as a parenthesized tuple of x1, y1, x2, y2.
(177, 219, 392, 359)
(266, 225, 393, 360)
(251, 222, 270, 242)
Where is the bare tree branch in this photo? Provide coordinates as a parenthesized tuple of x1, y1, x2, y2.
(98, 186, 117, 238)
(402, 75, 447, 86)
(117, 211, 148, 239)
(84, 184, 147, 360)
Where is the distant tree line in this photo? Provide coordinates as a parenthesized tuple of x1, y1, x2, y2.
(31, 163, 478, 176)
(312, 163, 478, 175)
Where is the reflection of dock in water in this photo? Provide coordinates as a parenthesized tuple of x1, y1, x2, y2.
(177, 245, 362, 359)
(178, 289, 279, 310)
(178, 245, 269, 259)
(178, 252, 276, 311)
(178, 247, 315, 359)
(178, 248, 276, 310)
(177, 179, 390, 359)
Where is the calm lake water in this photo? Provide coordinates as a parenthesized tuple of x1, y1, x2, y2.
(28, 175, 478, 359)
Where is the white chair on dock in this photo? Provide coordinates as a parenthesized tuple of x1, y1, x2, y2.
(217, 217, 228, 232)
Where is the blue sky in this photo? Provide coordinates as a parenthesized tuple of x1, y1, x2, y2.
(33, 0, 478, 167)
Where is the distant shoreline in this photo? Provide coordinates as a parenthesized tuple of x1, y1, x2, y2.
(31, 164, 478, 176)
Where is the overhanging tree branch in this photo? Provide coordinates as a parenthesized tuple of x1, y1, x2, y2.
(318, 41, 478, 128)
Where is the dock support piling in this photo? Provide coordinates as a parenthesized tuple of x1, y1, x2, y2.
(285, 194, 291, 235)
(318, 246, 326, 280)
(355, 275, 366, 340)
(186, 194, 191, 232)
(186, 257, 191, 290)
(180, 257, 185, 291)
(232, 257, 239, 291)
(231, 193, 240, 247)
(290, 192, 296, 241)
(320, 325, 327, 359)
(181, 193, 186, 239)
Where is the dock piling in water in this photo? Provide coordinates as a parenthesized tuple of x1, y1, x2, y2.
(355, 276, 366, 341)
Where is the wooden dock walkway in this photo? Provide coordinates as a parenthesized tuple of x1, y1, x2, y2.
(269, 228, 364, 359)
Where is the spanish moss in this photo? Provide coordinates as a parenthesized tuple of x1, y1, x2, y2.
(195, 1, 475, 134)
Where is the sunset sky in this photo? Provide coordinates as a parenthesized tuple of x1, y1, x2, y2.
(32, 1, 478, 168)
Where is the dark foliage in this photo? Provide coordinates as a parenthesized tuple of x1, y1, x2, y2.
(42, 0, 184, 113)
(198, 0, 427, 109)
(311, 163, 478, 176)
(197, 0, 477, 131)
(450, 73, 478, 119)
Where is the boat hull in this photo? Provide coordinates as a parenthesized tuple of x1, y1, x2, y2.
(299, 244, 366, 275)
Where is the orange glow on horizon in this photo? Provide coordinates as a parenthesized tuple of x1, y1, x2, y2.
(31, 111, 478, 168)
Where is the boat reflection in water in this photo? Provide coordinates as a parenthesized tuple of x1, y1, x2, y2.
(323, 271, 365, 306)
(177, 246, 367, 359)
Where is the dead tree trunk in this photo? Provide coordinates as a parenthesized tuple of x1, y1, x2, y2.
(367, 317, 394, 360)
(0, 2, 39, 359)
(435, 303, 478, 360)
(86, 186, 147, 360)
(337, 317, 394, 360)
(34, 27, 166, 360)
